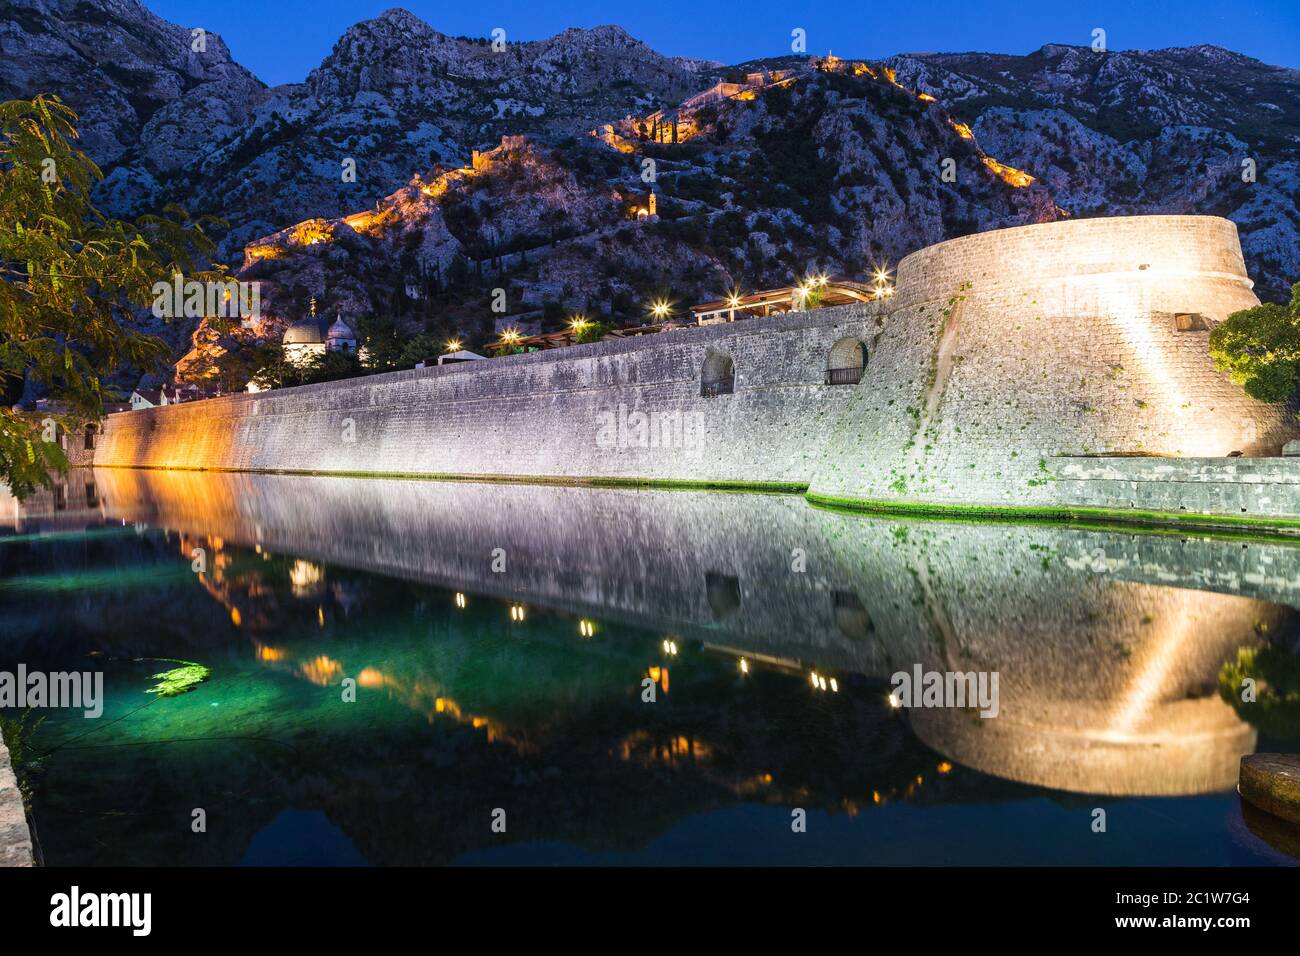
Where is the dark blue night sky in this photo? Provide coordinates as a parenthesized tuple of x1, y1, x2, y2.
(149, 0, 1300, 86)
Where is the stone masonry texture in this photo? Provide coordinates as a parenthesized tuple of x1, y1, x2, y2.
(95, 215, 1300, 521)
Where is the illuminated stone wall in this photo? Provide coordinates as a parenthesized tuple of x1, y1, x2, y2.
(96, 215, 1300, 518)
(95, 306, 876, 484)
(806, 215, 1300, 510)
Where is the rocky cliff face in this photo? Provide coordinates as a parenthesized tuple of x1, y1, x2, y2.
(885, 44, 1300, 300)
(4, 0, 1299, 378)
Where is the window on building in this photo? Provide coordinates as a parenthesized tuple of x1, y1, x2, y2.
(706, 572, 742, 620)
(701, 351, 735, 396)
(1175, 313, 1209, 332)
(84, 425, 96, 450)
(826, 337, 867, 385)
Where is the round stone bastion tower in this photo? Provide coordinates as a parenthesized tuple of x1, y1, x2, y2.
(807, 214, 1300, 517)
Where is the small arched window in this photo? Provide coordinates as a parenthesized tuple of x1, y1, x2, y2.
(701, 350, 735, 397)
(826, 336, 867, 385)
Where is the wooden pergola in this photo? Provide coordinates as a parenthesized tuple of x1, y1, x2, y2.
(497, 322, 674, 353)
(689, 279, 880, 324)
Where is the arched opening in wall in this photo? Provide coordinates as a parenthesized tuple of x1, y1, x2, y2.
(84, 424, 96, 451)
(826, 337, 867, 385)
(832, 590, 874, 640)
(706, 571, 742, 620)
(701, 350, 735, 397)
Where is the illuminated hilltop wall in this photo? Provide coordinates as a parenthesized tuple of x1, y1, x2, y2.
(96, 215, 1300, 523)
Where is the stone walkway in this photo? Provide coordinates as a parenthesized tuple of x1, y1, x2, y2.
(0, 737, 33, 866)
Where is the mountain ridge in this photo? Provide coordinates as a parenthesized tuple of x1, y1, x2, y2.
(3, 0, 1298, 388)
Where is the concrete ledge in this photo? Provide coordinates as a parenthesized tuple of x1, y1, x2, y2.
(1239, 753, 1300, 825)
(0, 736, 33, 867)
(1054, 456, 1300, 485)
(92, 463, 810, 495)
(804, 492, 1300, 539)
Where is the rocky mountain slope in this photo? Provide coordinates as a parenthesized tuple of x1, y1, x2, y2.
(885, 44, 1300, 299)
(4, 0, 1299, 383)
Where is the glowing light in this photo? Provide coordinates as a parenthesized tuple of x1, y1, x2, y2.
(569, 316, 589, 333)
(949, 120, 975, 140)
(727, 293, 742, 309)
(498, 328, 522, 346)
(830, 677, 839, 693)
(510, 604, 526, 622)
(230, 607, 242, 627)
(739, 657, 749, 674)
(661, 638, 679, 656)
(810, 671, 820, 688)
(289, 219, 333, 246)
(917, 92, 937, 102)
(454, 592, 466, 609)
(650, 300, 671, 319)
(579, 619, 595, 637)
(289, 559, 324, 596)
(445, 339, 462, 353)
(981, 156, 1035, 188)
(937, 761, 953, 774)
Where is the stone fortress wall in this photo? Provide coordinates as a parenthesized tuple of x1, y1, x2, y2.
(805, 215, 1300, 517)
(96, 304, 876, 486)
(95, 215, 1300, 527)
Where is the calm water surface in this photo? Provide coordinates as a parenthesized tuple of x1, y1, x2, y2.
(2, 469, 1299, 866)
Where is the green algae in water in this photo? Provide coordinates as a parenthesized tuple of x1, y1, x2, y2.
(146, 662, 212, 698)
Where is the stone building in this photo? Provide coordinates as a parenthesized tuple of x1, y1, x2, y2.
(283, 298, 359, 367)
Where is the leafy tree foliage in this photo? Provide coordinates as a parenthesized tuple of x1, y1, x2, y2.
(1209, 283, 1300, 403)
(0, 95, 219, 496)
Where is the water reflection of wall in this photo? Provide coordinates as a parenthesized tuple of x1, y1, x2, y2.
(90, 469, 1297, 796)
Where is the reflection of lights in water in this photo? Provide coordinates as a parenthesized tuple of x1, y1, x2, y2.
(739, 657, 749, 674)
(808, 670, 838, 692)
(661, 638, 678, 656)
(317, 607, 324, 627)
(454, 592, 466, 609)
(1105, 601, 1197, 739)
(578, 619, 594, 637)
(289, 559, 324, 597)
(509, 604, 525, 622)
(647, 666, 669, 692)
(230, 607, 241, 627)
(298, 655, 343, 687)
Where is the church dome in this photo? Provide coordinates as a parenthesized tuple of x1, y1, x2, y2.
(283, 318, 324, 345)
(326, 316, 356, 340)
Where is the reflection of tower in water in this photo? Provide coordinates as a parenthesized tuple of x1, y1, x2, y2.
(908, 585, 1284, 797)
